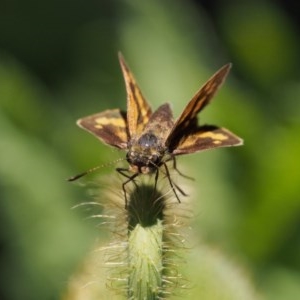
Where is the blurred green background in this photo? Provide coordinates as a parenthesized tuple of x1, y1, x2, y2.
(1, 0, 300, 299)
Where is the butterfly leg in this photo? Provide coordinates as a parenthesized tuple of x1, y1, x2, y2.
(116, 168, 139, 208)
(154, 168, 159, 191)
(116, 168, 138, 182)
(162, 162, 188, 203)
(171, 156, 195, 181)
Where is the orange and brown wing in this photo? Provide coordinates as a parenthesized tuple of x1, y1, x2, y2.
(77, 109, 129, 149)
(118, 53, 152, 137)
(166, 64, 232, 151)
(172, 125, 243, 155)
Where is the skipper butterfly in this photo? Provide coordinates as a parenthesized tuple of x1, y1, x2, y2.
(69, 53, 243, 207)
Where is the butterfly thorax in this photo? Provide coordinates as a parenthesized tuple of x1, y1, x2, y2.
(127, 132, 166, 174)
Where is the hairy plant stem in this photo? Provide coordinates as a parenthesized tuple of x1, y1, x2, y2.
(126, 184, 166, 299)
(128, 221, 163, 299)
(118, 180, 187, 300)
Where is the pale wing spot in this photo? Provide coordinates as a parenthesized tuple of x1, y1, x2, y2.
(95, 117, 126, 128)
(138, 96, 150, 122)
(177, 131, 228, 149)
(200, 132, 228, 141)
(213, 140, 222, 145)
(141, 106, 148, 119)
(117, 131, 127, 141)
(178, 137, 195, 148)
(94, 118, 127, 142)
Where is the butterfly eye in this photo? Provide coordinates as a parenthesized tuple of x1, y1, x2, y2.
(138, 133, 157, 148)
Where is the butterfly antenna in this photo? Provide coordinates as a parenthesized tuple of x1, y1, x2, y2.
(67, 158, 125, 182)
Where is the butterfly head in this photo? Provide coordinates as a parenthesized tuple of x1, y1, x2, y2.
(127, 132, 165, 174)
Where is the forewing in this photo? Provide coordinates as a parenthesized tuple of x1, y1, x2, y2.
(77, 109, 128, 149)
(166, 63, 231, 150)
(172, 125, 243, 155)
(118, 53, 152, 137)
